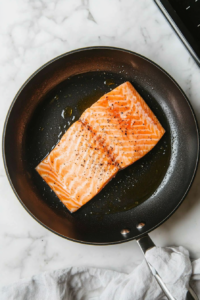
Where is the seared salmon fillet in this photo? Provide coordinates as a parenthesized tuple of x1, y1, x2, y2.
(36, 121, 119, 212)
(81, 82, 165, 169)
(36, 82, 165, 212)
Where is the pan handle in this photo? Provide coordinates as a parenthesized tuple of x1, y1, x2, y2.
(137, 234, 198, 300)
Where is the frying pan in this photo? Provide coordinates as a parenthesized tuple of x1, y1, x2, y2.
(3, 47, 199, 298)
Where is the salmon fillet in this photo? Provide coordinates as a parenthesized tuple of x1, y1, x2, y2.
(36, 82, 165, 212)
(81, 82, 165, 169)
(36, 121, 118, 212)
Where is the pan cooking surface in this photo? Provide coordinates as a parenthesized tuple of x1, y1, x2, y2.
(25, 71, 171, 219)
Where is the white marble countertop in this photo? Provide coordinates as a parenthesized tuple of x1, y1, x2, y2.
(1, 0, 200, 288)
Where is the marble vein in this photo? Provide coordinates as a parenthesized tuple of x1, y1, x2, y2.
(0, 0, 200, 288)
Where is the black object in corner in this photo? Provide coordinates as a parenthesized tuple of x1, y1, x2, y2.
(154, 0, 200, 66)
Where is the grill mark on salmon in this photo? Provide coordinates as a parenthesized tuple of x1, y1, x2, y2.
(36, 82, 165, 212)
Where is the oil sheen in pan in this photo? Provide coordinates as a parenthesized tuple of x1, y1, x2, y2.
(25, 71, 171, 216)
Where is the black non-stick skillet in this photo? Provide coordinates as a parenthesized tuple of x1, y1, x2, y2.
(3, 47, 199, 299)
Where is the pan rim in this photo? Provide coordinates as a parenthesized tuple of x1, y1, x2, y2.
(2, 46, 200, 245)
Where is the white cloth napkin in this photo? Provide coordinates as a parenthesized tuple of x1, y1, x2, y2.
(1, 246, 200, 300)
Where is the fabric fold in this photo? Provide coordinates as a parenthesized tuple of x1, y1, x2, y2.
(1, 246, 199, 300)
